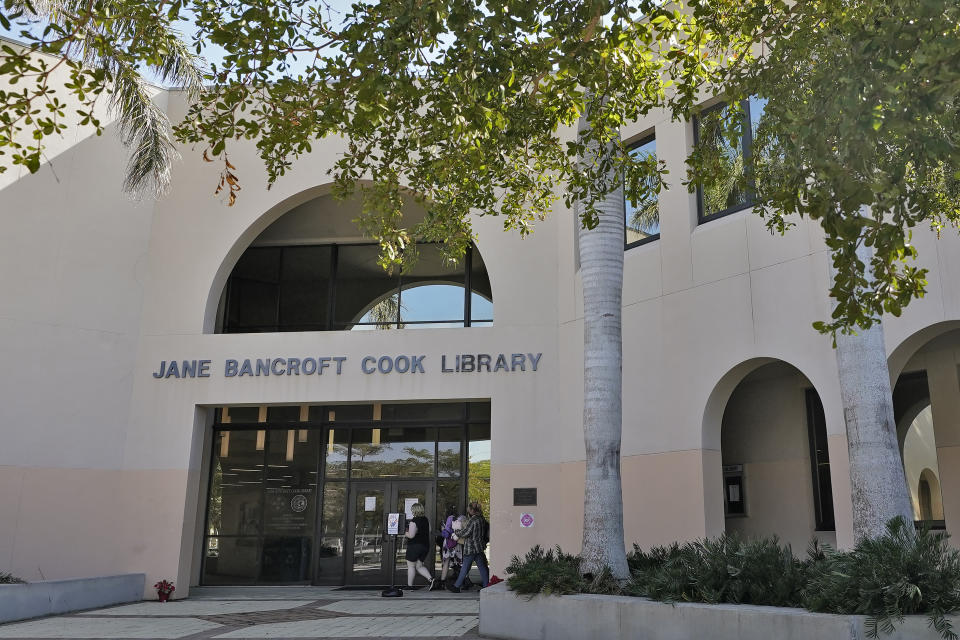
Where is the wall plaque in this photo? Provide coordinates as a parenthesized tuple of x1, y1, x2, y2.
(513, 487, 537, 506)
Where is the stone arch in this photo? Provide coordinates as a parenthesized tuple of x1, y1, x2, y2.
(888, 320, 960, 383)
(918, 468, 943, 521)
(201, 184, 335, 333)
(703, 357, 836, 548)
(702, 357, 778, 452)
(888, 322, 960, 531)
(201, 183, 496, 333)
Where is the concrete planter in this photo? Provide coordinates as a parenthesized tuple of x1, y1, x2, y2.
(479, 582, 957, 640)
(0, 574, 145, 624)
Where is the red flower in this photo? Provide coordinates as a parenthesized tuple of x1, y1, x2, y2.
(154, 580, 175, 593)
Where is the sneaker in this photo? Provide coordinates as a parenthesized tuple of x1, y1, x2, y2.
(446, 583, 461, 593)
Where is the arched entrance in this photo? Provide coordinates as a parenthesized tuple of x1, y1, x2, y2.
(213, 192, 493, 333)
(709, 360, 836, 550)
(890, 325, 960, 531)
(197, 190, 497, 585)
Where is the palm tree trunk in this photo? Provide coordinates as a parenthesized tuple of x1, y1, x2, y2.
(577, 114, 630, 581)
(834, 242, 913, 541)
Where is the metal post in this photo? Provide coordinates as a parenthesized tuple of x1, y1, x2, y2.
(382, 513, 403, 597)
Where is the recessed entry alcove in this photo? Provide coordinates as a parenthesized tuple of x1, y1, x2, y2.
(213, 193, 493, 333)
(203, 401, 492, 586)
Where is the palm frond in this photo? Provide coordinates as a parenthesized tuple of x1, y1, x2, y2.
(628, 196, 659, 236)
(111, 67, 179, 198)
(367, 293, 406, 329)
(8, 0, 204, 196)
(108, 27, 203, 195)
(151, 34, 204, 99)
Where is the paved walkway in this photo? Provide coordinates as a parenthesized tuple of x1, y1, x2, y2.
(0, 586, 485, 640)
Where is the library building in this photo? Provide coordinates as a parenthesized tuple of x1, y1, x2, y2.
(2, 71, 960, 597)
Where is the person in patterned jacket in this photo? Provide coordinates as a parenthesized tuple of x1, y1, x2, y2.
(447, 501, 489, 592)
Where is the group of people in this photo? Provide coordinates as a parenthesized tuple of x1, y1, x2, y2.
(402, 500, 489, 592)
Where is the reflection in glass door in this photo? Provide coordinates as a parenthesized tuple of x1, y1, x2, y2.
(346, 481, 434, 585)
(393, 481, 435, 586)
(204, 402, 488, 586)
(203, 425, 318, 585)
(348, 484, 386, 584)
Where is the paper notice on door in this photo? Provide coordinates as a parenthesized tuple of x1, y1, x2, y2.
(364, 496, 377, 511)
(728, 485, 740, 503)
(404, 497, 419, 519)
(387, 512, 400, 535)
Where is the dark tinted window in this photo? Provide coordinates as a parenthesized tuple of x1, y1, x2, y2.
(805, 390, 835, 531)
(220, 243, 491, 332)
(694, 98, 767, 221)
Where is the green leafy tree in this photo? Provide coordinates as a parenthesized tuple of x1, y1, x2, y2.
(688, 0, 960, 335)
(685, 0, 960, 539)
(4, 2, 958, 335)
(165, 0, 765, 580)
(468, 458, 490, 516)
(4, 0, 960, 572)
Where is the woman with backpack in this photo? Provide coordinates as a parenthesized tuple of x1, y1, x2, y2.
(437, 505, 463, 587)
(447, 501, 489, 592)
(437, 506, 464, 589)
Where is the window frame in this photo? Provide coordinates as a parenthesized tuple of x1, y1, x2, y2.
(805, 388, 836, 532)
(693, 98, 759, 224)
(221, 242, 492, 333)
(623, 133, 660, 250)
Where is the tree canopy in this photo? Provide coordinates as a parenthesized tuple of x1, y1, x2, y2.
(2, 0, 959, 334)
(689, 0, 960, 334)
(0, 0, 203, 196)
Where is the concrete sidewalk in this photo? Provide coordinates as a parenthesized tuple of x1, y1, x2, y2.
(0, 586, 485, 639)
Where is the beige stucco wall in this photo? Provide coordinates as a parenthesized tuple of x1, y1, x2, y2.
(3, 79, 960, 596)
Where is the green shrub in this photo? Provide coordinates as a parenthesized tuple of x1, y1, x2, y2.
(0, 571, 25, 584)
(626, 541, 683, 574)
(506, 545, 586, 595)
(628, 533, 806, 607)
(505, 545, 623, 596)
(505, 518, 960, 639)
(803, 517, 960, 640)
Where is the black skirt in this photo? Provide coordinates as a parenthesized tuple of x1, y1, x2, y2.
(405, 542, 429, 562)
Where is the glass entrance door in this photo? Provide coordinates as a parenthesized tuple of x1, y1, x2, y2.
(348, 484, 386, 584)
(347, 480, 434, 585)
(391, 481, 435, 585)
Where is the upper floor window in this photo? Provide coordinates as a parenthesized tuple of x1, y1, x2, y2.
(694, 97, 768, 222)
(624, 135, 659, 249)
(219, 243, 492, 333)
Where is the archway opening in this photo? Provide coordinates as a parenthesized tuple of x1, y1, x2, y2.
(718, 361, 836, 549)
(894, 368, 948, 528)
(214, 193, 493, 333)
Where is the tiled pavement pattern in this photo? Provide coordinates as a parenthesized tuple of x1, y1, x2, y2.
(216, 616, 479, 638)
(0, 618, 223, 639)
(0, 587, 485, 640)
(94, 602, 316, 617)
(317, 602, 477, 615)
